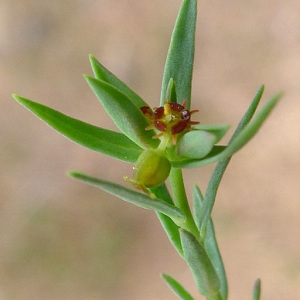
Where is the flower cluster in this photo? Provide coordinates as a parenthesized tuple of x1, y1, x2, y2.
(124, 100, 201, 198)
(140, 100, 199, 145)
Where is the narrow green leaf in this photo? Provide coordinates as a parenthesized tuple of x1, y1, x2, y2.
(219, 92, 282, 158)
(161, 0, 197, 108)
(192, 184, 205, 232)
(162, 273, 195, 300)
(193, 190, 227, 298)
(85, 76, 159, 149)
(171, 88, 282, 169)
(151, 184, 183, 256)
(193, 188, 227, 298)
(204, 84, 265, 173)
(68, 171, 185, 222)
(202, 86, 273, 229)
(170, 146, 226, 168)
(13, 94, 142, 163)
(204, 219, 228, 300)
(150, 183, 174, 205)
(89, 54, 148, 108)
(252, 279, 261, 300)
(157, 212, 183, 256)
(165, 78, 178, 103)
(180, 229, 221, 298)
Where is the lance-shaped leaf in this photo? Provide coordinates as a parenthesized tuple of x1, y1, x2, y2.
(192, 185, 227, 299)
(202, 85, 266, 212)
(218, 91, 282, 157)
(85, 76, 159, 149)
(169, 146, 226, 168)
(13, 95, 143, 163)
(165, 78, 178, 103)
(162, 273, 195, 300)
(192, 184, 206, 233)
(171, 90, 282, 168)
(204, 220, 228, 300)
(180, 229, 221, 298)
(157, 212, 183, 256)
(68, 171, 185, 222)
(89, 55, 148, 108)
(151, 184, 183, 256)
(161, 0, 197, 108)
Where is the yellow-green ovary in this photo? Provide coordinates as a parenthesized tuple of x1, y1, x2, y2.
(134, 150, 171, 188)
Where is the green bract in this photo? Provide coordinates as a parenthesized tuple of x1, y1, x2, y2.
(175, 124, 230, 159)
(176, 130, 216, 159)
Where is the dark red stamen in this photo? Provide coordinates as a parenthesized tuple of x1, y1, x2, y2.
(154, 120, 167, 131)
(170, 102, 184, 112)
(153, 106, 165, 119)
(171, 120, 188, 134)
(140, 106, 153, 119)
(181, 110, 191, 122)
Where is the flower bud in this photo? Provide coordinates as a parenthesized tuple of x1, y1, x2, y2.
(176, 130, 217, 159)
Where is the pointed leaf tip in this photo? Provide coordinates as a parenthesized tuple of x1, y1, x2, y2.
(85, 75, 158, 149)
(161, 0, 197, 108)
(68, 171, 185, 221)
(13, 94, 142, 162)
(162, 273, 195, 300)
(88, 55, 148, 108)
(180, 229, 220, 298)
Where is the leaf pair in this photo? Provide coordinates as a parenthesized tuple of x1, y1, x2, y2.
(13, 54, 157, 164)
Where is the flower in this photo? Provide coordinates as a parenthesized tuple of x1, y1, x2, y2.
(140, 100, 199, 145)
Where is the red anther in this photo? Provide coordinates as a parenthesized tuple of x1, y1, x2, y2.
(140, 106, 150, 113)
(140, 106, 153, 118)
(180, 110, 191, 122)
(154, 120, 167, 131)
(169, 102, 184, 112)
(153, 106, 165, 119)
(171, 120, 188, 134)
(140, 100, 199, 143)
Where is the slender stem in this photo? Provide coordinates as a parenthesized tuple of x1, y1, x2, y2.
(169, 167, 199, 238)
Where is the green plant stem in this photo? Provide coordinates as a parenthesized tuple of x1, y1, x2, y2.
(169, 167, 199, 238)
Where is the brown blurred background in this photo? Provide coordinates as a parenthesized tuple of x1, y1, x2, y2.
(1, 0, 300, 299)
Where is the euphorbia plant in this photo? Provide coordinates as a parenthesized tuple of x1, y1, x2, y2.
(13, 0, 281, 299)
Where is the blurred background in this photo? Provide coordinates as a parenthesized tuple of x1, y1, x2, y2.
(1, 0, 300, 299)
